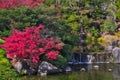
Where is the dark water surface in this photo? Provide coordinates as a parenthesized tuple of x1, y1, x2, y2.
(22, 64, 120, 80)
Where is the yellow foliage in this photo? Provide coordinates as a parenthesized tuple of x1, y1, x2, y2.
(91, 37, 95, 44)
(115, 32, 120, 37)
(72, 46, 81, 52)
(98, 33, 120, 47)
(97, 37, 107, 46)
(0, 58, 9, 65)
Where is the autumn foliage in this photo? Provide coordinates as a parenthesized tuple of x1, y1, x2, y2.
(1, 25, 64, 63)
(0, 0, 44, 9)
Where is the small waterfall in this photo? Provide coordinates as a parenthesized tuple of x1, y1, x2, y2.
(87, 55, 93, 64)
(68, 53, 111, 64)
(70, 53, 76, 63)
(79, 53, 82, 62)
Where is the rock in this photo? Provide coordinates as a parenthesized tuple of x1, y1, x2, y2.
(108, 69, 112, 72)
(93, 65, 99, 70)
(14, 61, 22, 73)
(87, 55, 93, 63)
(38, 61, 62, 75)
(12, 60, 37, 75)
(80, 68, 86, 72)
(112, 40, 119, 47)
(63, 66, 72, 73)
(112, 47, 120, 63)
(106, 46, 113, 53)
(40, 71, 47, 76)
(65, 66, 72, 72)
(26, 68, 37, 75)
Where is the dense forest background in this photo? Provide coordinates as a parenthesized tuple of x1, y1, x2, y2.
(1, 0, 120, 52)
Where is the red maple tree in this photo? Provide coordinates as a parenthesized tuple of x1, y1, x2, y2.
(0, 0, 44, 9)
(1, 24, 64, 63)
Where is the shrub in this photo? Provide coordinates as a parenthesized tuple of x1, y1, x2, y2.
(0, 25, 64, 65)
(0, 46, 19, 79)
(47, 55, 67, 68)
(0, 38, 5, 44)
(100, 20, 116, 33)
(0, 5, 69, 37)
(0, 0, 43, 9)
(0, 30, 11, 37)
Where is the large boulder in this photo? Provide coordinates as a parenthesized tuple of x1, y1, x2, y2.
(106, 46, 113, 53)
(112, 47, 120, 63)
(12, 60, 37, 75)
(38, 61, 62, 75)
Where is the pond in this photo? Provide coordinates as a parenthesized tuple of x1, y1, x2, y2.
(21, 63, 120, 80)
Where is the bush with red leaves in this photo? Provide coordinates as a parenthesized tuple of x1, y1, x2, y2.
(1, 24, 64, 63)
(0, 0, 44, 9)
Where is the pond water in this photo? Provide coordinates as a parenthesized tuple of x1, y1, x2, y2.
(21, 63, 120, 80)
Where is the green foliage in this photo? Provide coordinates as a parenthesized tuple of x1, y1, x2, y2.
(81, 16, 90, 26)
(89, 45, 100, 52)
(45, 0, 73, 7)
(0, 40, 19, 80)
(62, 44, 72, 61)
(0, 65, 20, 80)
(0, 49, 9, 65)
(0, 39, 4, 44)
(100, 20, 116, 32)
(115, 0, 120, 9)
(0, 7, 34, 30)
(0, 5, 71, 40)
(63, 10, 90, 33)
(62, 34, 79, 46)
(0, 0, 118, 56)
(116, 9, 120, 20)
(64, 14, 80, 32)
(48, 55, 67, 68)
(62, 44, 72, 54)
(0, 49, 19, 80)
(45, 0, 109, 8)
(67, 14, 80, 22)
(44, 0, 55, 5)
(88, 9, 107, 19)
(0, 30, 11, 37)
(116, 0, 120, 20)
(89, 27, 99, 37)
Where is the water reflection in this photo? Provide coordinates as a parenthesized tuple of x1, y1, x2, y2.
(113, 64, 120, 80)
(23, 63, 120, 80)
